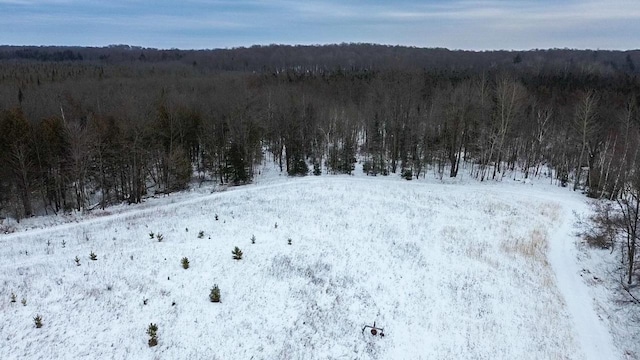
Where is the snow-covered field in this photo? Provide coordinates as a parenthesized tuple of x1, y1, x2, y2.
(0, 172, 621, 359)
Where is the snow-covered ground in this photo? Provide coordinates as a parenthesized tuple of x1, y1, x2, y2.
(0, 166, 623, 359)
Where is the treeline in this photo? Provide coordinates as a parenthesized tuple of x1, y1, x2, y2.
(1, 43, 639, 74)
(1, 44, 640, 220)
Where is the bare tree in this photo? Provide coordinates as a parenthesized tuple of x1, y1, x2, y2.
(573, 90, 599, 191)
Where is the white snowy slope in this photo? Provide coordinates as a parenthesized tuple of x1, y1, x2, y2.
(0, 176, 618, 359)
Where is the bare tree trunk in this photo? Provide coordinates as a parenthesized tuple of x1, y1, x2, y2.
(573, 90, 598, 191)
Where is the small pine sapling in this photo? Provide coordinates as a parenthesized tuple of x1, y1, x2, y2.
(10, 292, 16, 303)
(197, 230, 204, 239)
(287, 238, 292, 246)
(89, 252, 97, 261)
(62, 240, 66, 248)
(274, 222, 278, 229)
(209, 285, 221, 303)
(149, 231, 155, 239)
(34, 315, 43, 328)
(251, 235, 256, 244)
(21, 298, 26, 306)
(147, 323, 158, 347)
(156, 234, 164, 242)
(75, 256, 81, 266)
(232, 246, 243, 260)
(181, 257, 190, 269)
(215, 214, 219, 221)
(46, 239, 51, 247)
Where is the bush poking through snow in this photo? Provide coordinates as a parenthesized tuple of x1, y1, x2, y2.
(147, 323, 158, 347)
(181, 257, 190, 269)
(10, 292, 16, 303)
(33, 315, 43, 328)
(197, 230, 204, 239)
(21, 298, 26, 306)
(74, 256, 81, 266)
(287, 238, 292, 246)
(251, 235, 256, 244)
(209, 285, 220, 303)
(156, 234, 164, 242)
(149, 232, 154, 239)
(215, 214, 218, 221)
(89, 252, 97, 261)
(274, 222, 278, 229)
(232, 247, 243, 260)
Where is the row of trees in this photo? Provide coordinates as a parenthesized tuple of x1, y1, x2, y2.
(1, 71, 638, 206)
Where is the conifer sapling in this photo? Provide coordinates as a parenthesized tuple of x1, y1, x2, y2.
(181, 257, 190, 269)
(147, 323, 158, 347)
(10, 292, 16, 303)
(209, 285, 221, 303)
(75, 256, 81, 266)
(34, 315, 43, 328)
(251, 235, 256, 244)
(89, 252, 97, 261)
(232, 246, 243, 260)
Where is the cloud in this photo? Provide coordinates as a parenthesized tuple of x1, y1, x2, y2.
(0, 0, 638, 49)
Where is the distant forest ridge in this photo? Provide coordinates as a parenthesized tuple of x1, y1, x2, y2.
(0, 43, 639, 73)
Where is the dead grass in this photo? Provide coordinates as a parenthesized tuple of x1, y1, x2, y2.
(501, 228, 549, 265)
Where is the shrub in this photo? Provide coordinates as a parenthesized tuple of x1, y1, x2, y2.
(197, 230, 204, 239)
(402, 169, 413, 180)
(21, 298, 26, 306)
(251, 235, 256, 244)
(149, 232, 155, 239)
(232, 247, 243, 260)
(156, 233, 164, 242)
(181, 257, 190, 269)
(215, 214, 219, 221)
(147, 323, 158, 347)
(34, 315, 43, 328)
(287, 238, 292, 246)
(89, 252, 97, 261)
(62, 240, 66, 248)
(209, 285, 221, 302)
(75, 256, 81, 266)
(10, 292, 16, 303)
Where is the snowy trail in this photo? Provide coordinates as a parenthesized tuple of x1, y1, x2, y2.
(546, 202, 618, 360)
(463, 184, 618, 359)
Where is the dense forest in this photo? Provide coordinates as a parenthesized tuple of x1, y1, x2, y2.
(1, 43, 640, 221)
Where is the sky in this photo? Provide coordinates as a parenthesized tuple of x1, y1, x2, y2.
(1, 0, 639, 51)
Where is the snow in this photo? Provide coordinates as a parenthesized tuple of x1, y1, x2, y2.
(0, 170, 621, 359)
